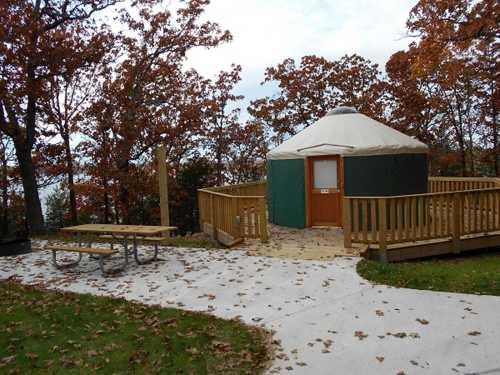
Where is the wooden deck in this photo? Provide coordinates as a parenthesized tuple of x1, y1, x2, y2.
(367, 231, 500, 262)
(199, 177, 500, 261)
(198, 182, 268, 246)
(344, 177, 500, 262)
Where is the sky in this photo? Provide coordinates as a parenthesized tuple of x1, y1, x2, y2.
(184, 0, 419, 112)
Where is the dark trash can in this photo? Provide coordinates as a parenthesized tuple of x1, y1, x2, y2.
(0, 238, 32, 257)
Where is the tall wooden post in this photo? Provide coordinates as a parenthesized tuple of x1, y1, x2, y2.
(156, 146, 170, 226)
(343, 198, 352, 248)
(259, 197, 268, 243)
(378, 198, 387, 262)
(452, 192, 461, 254)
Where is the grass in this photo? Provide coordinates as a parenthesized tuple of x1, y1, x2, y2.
(0, 281, 271, 374)
(357, 250, 500, 296)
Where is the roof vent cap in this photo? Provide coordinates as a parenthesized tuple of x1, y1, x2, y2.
(326, 106, 358, 116)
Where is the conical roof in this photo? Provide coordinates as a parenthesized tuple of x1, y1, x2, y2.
(267, 108, 428, 160)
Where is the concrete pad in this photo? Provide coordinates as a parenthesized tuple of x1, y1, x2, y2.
(243, 224, 364, 260)
(1, 242, 499, 375)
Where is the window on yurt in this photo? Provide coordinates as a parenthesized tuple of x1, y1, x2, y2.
(313, 159, 337, 189)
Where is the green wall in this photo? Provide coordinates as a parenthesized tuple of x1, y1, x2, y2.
(267, 153, 428, 230)
(344, 153, 428, 196)
(267, 159, 305, 228)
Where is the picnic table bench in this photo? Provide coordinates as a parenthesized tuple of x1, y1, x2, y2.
(46, 224, 176, 275)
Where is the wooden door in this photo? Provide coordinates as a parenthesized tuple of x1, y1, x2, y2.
(308, 156, 342, 226)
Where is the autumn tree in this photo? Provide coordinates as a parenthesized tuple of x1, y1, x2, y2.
(387, 0, 499, 176)
(225, 120, 267, 184)
(0, 0, 120, 234)
(0, 135, 13, 236)
(203, 65, 244, 185)
(83, 0, 231, 224)
(248, 54, 387, 144)
(40, 37, 114, 225)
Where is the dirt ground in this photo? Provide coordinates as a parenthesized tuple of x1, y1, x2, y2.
(240, 224, 365, 261)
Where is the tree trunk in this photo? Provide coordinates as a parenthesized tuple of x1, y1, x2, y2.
(492, 106, 498, 176)
(1, 149, 8, 237)
(459, 147, 467, 177)
(63, 134, 78, 225)
(102, 176, 110, 224)
(15, 142, 45, 234)
(118, 159, 131, 224)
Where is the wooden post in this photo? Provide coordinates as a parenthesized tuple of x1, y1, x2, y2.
(343, 198, 352, 248)
(233, 196, 241, 239)
(156, 146, 170, 227)
(452, 192, 461, 254)
(378, 198, 387, 262)
(259, 197, 268, 243)
(210, 193, 217, 241)
(198, 190, 204, 233)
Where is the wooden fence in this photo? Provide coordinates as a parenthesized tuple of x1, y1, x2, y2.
(198, 181, 268, 246)
(344, 186, 500, 262)
(428, 176, 500, 193)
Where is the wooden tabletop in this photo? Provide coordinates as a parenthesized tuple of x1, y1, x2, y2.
(61, 224, 177, 236)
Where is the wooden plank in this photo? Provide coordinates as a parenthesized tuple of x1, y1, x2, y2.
(383, 232, 500, 262)
(378, 198, 387, 262)
(389, 199, 395, 243)
(404, 198, 410, 241)
(61, 224, 176, 236)
(473, 191, 478, 233)
(156, 146, 170, 227)
(211, 194, 217, 241)
(439, 194, 444, 236)
(99, 235, 167, 242)
(418, 196, 424, 239)
(452, 193, 461, 253)
(361, 200, 368, 243)
(46, 245, 117, 255)
(353, 199, 359, 242)
(411, 197, 416, 241)
(343, 198, 352, 248)
(486, 192, 492, 232)
(370, 199, 377, 243)
(445, 195, 454, 233)
(259, 198, 268, 243)
(431, 195, 437, 237)
(397, 198, 403, 242)
(479, 191, 484, 232)
(425, 196, 431, 239)
(495, 191, 500, 229)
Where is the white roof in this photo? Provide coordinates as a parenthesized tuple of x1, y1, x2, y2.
(267, 107, 428, 160)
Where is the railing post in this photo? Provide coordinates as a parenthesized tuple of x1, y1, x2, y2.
(156, 146, 170, 227)
(210, 193, 217, 241)
(343, 198, 352, 248)
(378, 198, 387, 262)
(259, 197, 268, 243)
(198, 191, 203, 231)
(452, 192, 461, 254)
(233, 196, 241, 239)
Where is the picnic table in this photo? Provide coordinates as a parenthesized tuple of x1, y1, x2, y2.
(46, 224, 176, 275)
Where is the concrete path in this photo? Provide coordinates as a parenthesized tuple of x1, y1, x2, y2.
(1, 243, 499, 375)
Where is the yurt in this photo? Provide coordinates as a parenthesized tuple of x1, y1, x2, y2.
(266, 107, 429, 228)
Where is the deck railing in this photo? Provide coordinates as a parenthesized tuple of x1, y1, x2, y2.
(344, 186, 500, 261)
(428, 176, 500, 193)
(198, 181, 268, 245)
